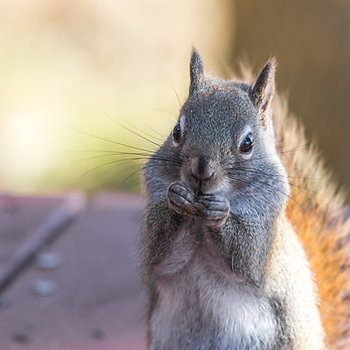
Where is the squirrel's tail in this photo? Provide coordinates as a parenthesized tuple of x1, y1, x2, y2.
(272, 94, 350, 349)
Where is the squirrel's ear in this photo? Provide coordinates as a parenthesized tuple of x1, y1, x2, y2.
(189, 48, 204, 95)
(251, 58, 276, 124)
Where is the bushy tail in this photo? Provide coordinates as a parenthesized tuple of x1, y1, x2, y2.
(273, 94, 350, 349)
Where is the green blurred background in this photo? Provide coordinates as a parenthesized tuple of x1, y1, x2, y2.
(0, 0, 349, 200)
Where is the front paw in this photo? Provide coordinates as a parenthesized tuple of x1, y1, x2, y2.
(197, 195, 230, 228)
(167, 182, 198, 216)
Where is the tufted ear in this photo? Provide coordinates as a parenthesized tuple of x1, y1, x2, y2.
(251, 58, 276, 125)
(189, 48, 204, 95)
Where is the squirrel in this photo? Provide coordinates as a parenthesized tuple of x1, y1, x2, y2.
(141, 49, 350, 349)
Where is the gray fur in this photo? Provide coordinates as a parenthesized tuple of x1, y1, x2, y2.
(142, 51, 313, 349)
(189, 48, 204, 96)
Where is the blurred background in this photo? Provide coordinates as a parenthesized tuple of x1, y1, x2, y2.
(0, 1, 350, 349)
(1, 0, 349, 199)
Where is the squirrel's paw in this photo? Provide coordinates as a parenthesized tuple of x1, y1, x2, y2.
(167, 182, 198, 216)
(198, 195, 230, 228)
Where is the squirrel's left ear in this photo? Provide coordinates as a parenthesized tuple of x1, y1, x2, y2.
(189, 48, 204, 95)
(251, 58, 276, 125)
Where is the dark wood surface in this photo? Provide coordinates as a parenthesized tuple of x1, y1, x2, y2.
(0, 193, 146, 350)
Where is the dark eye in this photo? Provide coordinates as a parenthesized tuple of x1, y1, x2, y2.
(240, 133, 254, 153)
(173, 123, 181, 143)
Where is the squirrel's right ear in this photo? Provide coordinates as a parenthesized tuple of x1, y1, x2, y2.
(189, 48, 204, 95)
(251, 58, 276, 125)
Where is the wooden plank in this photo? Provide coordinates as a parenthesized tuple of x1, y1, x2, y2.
(0, 195, 86, 294)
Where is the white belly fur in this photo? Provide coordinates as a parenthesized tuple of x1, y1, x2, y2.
(150, 229, 276, 350)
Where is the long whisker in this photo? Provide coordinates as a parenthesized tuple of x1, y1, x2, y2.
(127, 114, 166, 141)
(230, 175, 311, 218)
(152, 109, 178, 118)
(65, 150, 151, 153)
(121, 160, 183, 187)
(232, 142, 315, 167)
(75, 158, 143, 182)
(72, 152, 154, 164)
(98, 110, 163, 150)
(228, 172, 320, 226)
(228, 165, 332, 200)
(167, 73, 182, 107)
(76, 154, 182, 181)
(231, 166, 324, 183)
(66, 125, 156, 153)
(120, 165, 145, 187)
(99, 108, 166, 144)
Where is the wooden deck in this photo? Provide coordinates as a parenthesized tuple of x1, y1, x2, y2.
(0, 193, 146, 350)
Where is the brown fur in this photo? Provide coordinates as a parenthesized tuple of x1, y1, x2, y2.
(236, 63, 350, 347)
(272, 93, 350, 349)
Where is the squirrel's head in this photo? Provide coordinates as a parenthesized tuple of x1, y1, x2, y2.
(169, 49, 289, 205)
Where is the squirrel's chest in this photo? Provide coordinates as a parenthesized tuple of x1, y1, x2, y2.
(150, 233, 277, 350)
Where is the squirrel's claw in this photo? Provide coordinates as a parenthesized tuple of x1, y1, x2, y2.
(167, 181, 198, 216)
(197, 195, 231, 227)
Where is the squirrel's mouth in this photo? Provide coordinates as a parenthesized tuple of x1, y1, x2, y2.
(182, 172, 215, 194)
(191, 172, 214, 192)
(181, 172, 227, 197)
(180, 161, 232, 196)
(181, 171, 232, 199)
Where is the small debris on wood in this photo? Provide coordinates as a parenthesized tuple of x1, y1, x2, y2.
(91, 328, 105, 340)
(36, 252, 62, 270)
(31, 280, 57, 296)
(12, 333, 30, 343)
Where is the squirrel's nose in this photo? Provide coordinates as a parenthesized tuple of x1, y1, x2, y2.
(191, 169, 214, 181)
(190, 156, 215, 181)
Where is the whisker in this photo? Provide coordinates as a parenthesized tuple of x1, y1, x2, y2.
(76, 154, 182, 181)
(229, 174, 318, 226)
(120, 166, 145, 187)
(232, 142, 315, 167)
(276, 141, 313, 155)
(231, 166, 322, 183)
(228, 166, 332, 201)
(98, 111, 163, 150)
(65, 150, 146, 153)
(167, 73, 182, 107)
(152, 109, 178, 119)
(100, 108, 166, 143)
(71, 152, 154, 164)
(66, 125, 156, 153)
(127, 114, 167, 141)
(76, 158, 143, 182)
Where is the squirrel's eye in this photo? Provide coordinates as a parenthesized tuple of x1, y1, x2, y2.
(240, 133, 254, 153)
(173, 123, 181, 143)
